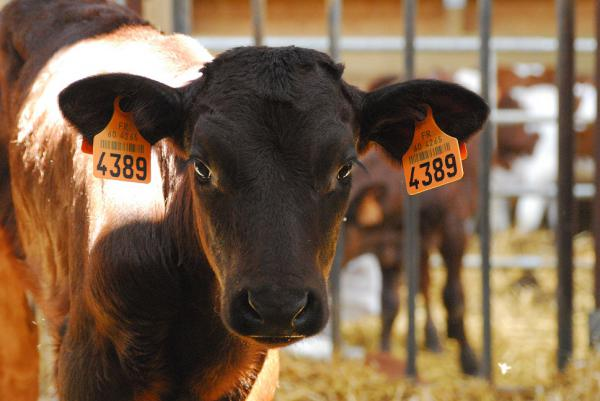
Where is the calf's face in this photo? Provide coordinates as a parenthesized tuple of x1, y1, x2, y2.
(59, 46, 488, 347)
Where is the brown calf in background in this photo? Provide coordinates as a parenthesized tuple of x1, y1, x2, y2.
(342, 75, 538, 375)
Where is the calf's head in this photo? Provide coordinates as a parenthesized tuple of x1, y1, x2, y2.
(59, 46, 488, 347)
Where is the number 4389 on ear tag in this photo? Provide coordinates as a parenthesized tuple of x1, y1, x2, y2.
(402, 105, 466, 195)
(92, 97, 151, 184)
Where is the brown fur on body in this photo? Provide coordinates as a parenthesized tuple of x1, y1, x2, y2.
(344, 141, 480, 373)
(344, 114, 537, 375)
(0, 230, 38, 401)
(0, 1, 275, 400)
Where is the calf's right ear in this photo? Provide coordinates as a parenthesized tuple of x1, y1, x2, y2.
(355, 79, 490, 162)
(59, 73, 185, 148)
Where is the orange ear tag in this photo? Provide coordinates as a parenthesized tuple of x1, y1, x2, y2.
(402, 105, 465, 195)
(92, 97, 151, 184)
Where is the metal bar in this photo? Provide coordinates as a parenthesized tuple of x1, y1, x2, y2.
(173, 0, 192, 34)
(556, 0, 575, 372)
(491, 109, 595, 125)
(193, 35, 598, 53)
(328, 0, 342, 61)
(327, 0, 343, 358)
(428, 254, 595, 270)
(590, 0, 600, 351)
(491, 182, 595, 199)
(479, 0, 493, 382)
(403, 0, 419, 379)
(250, 0, 266, 46)
(595, 0, 600, 315)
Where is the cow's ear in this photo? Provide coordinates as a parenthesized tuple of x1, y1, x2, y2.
(356, 79, 489, 161)
(59, 73, 184, 147)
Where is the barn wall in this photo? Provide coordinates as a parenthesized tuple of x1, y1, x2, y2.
(191, 0, 595, 37)
(143, 0, 174, 32)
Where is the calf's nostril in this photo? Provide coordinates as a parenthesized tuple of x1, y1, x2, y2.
(244, 291, 264, 323)
(291, 292, 310, 328)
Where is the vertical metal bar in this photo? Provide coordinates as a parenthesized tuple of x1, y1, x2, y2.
(328, 0, 343, 358)
(404, 0, 415, 79)
(328, 0, 342, 62)
(556, 0, 575, 372)
(250, 0, 266, 46)
(403, 0, 419, 379)
(590, 0, 600, 352)
(173, 0, 192, 34)
(478, 0, 493, 382)
(593, 0, 600, 318)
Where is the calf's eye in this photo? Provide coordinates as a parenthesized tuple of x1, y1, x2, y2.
(337, 162, 353, 181)
(194, 159, 212, 183)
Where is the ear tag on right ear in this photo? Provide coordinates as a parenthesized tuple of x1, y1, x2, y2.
(402, 105, 464, 195)
(92, 97, 151, 184)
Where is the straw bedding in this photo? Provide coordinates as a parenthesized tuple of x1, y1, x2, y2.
(276, 230, 600, 401)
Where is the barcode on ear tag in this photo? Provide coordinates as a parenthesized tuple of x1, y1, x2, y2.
(402, 105, 464, 195)
(92, 97, 152, 184)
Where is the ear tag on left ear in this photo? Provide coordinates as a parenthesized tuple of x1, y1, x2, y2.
(402, 105, 464, 195)
(92, 97, 152, 184)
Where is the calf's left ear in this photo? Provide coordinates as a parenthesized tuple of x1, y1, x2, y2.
(356, 79, 489, 161)
(59, 73, 184, 147)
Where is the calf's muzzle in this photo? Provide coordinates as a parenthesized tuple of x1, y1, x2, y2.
(228, 286, 325, 345)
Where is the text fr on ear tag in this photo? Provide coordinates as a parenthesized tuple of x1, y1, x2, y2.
(92, 97, 152, 184)
(402, 105, 465, 195)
